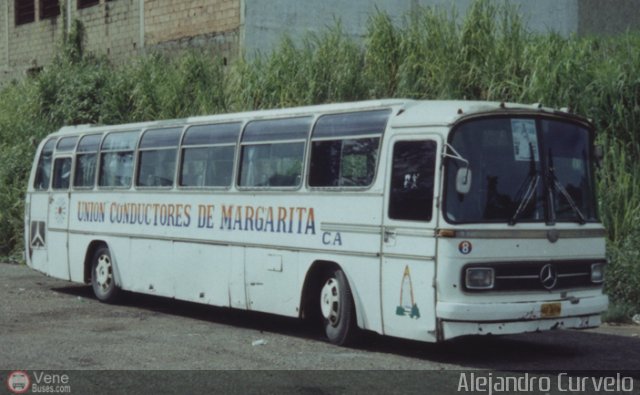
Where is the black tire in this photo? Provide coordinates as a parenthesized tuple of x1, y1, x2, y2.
(319, 268, 357, 346)
(91, 246, 122, 303)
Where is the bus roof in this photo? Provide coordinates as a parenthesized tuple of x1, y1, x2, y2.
(50, 99, 587, 137)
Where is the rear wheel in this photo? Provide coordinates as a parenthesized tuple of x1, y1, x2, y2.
(91, 246, 121, 303)
(320, 269, 356, 346)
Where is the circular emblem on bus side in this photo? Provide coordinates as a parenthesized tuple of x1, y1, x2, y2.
(539, 264, 558, 290)
(458, 241, 472, 255)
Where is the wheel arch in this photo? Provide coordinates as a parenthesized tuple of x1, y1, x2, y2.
(83, 240, 119, 285)
(299, 259, 365, 329)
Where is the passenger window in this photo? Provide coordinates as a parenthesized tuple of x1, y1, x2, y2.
(180, 123, 241, 188)
(137, 127, 182, 187)
(74, 134, 101, 188)
(56, 136, 78, 152)
(52, 157, 72, 190)
(309, 138, 380, 187)
(388, 140, 437, 221)
(309, 109, 391, 188)
(99, 131, 139, 188)
(238, 117, 311, 188)
(33, 138, 57, 190)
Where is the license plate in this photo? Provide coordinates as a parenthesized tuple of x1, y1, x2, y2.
(541, 302, 562, 318)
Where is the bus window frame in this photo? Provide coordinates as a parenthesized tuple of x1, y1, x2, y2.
(33, 137, 58, 192)
(306, 109, 391, 192)
(236, 117, 311, 191)
(97, 130, 141, 190)
(135, 126, 184, 190)
(51, 155, 74, 191)
(73, 133, 104, 190)
(177, 121, 243, 191)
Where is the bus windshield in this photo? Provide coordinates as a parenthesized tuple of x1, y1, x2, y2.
(443, 116, 598, 224)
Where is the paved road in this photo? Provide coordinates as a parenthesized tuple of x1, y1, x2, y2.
(1, 262, 639, 394)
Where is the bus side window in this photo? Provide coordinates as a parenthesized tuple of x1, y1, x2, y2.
(74, 134, 102, 188)
(238, 117, 311, 188)
(99, 131, 139, 188)
(180, 123, 241, 188)
(137, 127, 182, 188)
(309, 109, 391, 188)
(33, 138, 57, 190)
(309, 138, 380, 187)
(388, 140, 437, 221)
(52, 157, 72, 190)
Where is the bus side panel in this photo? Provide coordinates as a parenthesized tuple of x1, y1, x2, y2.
(127, 238, 174, 296)
(173, 241, 232, 306)
(27, 192, 50, 275)
(68, 233, 94, 283)
(245, 247, 299, 317)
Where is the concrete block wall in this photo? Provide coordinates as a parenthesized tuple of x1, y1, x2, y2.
(0, 0, 241, 85)
(1, 1, 64, 82)
(144, 0, 241, 60)
(77, 0, 141, 63)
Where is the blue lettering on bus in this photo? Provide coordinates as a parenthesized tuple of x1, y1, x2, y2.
(76, 200, 317, 235)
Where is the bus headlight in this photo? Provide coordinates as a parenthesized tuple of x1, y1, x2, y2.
(465, 267, 495, 290)
(591, 263, 605, 284)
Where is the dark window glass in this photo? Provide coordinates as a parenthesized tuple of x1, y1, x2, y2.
(312, 109, 391, 139)
(542, 120, 597, 222)
(239, 143, 304, 187)
(15, 0, 35, 25)
(99, 152, 134, 187)
(101, 131, 139, 151)
(74, 153, 97, 188)
(136, 129, 180, 187)
(242, 117, 312, 142)
(309, 138, 380, 187)
(139, 127, 182, 149)
(444, 118, 544, 223)
(77, 134, 102, 152)
(389, 140, 436, 221)
(56, 136, 78, 152)
(443, 117, 597, 224)
(40, 0, 60, 19)
(34, 138, 56, 190)
(77, 0, 99, 9)
(137, 149, 177, 187)
(183, 123, 241, 145)
(52, 157, 72, 190)
(99, 131, 138, 188)
(180, 146, 234, 187)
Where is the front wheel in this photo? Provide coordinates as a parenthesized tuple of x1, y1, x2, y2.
(91, 246, 122, 303)
(320, 269, 356, 346)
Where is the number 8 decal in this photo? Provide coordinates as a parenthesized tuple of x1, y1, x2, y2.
(458, 240, 472, 255)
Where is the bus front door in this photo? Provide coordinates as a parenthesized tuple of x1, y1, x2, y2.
(46, 156, 73, 280)
(381, 134, 440, 342)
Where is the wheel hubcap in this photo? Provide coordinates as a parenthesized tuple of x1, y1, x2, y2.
(95, 254, 112, 292)
(320, 278, 340, 327)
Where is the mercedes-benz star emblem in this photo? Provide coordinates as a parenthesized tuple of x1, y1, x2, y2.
(539, 263, 558, 290)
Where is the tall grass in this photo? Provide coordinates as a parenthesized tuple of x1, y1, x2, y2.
(0, 0, 638, 311)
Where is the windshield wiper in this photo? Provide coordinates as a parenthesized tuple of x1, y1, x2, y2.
(509, 143, 539, 225)
(548, 149, 586, 224)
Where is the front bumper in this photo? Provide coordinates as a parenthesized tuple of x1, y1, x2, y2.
(437, 294, 608, 340)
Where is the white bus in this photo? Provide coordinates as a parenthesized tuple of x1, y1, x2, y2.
(25, 99, 608, 345)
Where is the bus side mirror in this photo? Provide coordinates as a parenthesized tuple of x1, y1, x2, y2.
(456, 167, 472, 194)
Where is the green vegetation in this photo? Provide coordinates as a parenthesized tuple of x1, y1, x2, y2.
(0, 0, 638, 317)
